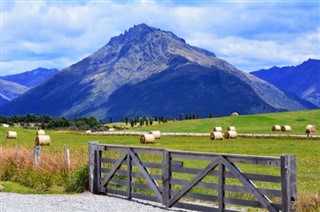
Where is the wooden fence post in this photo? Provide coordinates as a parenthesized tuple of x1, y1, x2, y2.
(281, 155, 297, 212)
(218, 157, 226, 211)
(162, 149, 171, 207)
(126, 148, 132, 200)
(33, 145, 41, 168)
(64, 144, 71, 180)
(88, 141, 99, 194)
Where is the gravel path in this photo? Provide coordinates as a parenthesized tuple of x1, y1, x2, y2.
(0, 192, 186, 212)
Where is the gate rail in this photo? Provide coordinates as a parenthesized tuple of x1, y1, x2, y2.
(88, 142, 297, 211)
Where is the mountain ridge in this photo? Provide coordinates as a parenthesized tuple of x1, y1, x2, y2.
(251, 59, 320, 107)
(0, 24, 316, 120)
(0, 67, 59, 88)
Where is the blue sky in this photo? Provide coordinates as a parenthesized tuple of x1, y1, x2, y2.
(1, 0, 319, 75)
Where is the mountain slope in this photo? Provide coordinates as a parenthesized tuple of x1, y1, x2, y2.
(0, 67, 59, 88)
(251, 59, 320, 107)
(0, 79, 28, 107)
(0, 24, 316, 120)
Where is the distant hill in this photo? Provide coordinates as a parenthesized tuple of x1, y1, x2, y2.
(0, 24, 316, 120)
(251, 59, 320, 107)
(0, 79, 28, 107)
(0, 67, 59, 88)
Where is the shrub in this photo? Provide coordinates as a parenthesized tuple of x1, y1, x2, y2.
(65, 165, 89, 193)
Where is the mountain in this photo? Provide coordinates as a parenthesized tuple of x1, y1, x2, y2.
(0, 24, 316, 120)
(251, 59, 320, 107)
(0, 79, 28, 107)
(0, 67, 59, 88)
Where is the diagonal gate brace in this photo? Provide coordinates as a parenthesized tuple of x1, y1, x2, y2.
(168, 156, 220, 207)
(127, 148, 163, 201)
(101, 152, 127, 188)
(221, 156, 278, 212)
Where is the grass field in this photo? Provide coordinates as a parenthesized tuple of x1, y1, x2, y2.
(1, 110, 320, 209)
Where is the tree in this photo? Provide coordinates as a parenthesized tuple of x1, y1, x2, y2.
(130, 118, 134, 127)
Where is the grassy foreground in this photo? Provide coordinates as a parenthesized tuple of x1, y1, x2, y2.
(1, 110, 320, 210)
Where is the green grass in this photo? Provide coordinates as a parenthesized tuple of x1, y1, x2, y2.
(1, 110, 319, 197)
(127, 109, 320, 134)
(0, 181, 65, 194)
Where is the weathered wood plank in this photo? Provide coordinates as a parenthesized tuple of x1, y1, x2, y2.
(171, 178, 219, 190)
(225, 197, 282, 210)
(171, 189, 218, 202)
(101, 168, 163, 182)
(225, 184, 282, 197)
(131, 192, 159, 203)
(281, 155, 297, 212)
(172, 166, 281, 183)
(88, 142, 99, 194)
(105, 188, 127, 196)
(162, 150, 171, 207)
(170, 151, 280, 166)
(218, 161, 226, 211)
(173, 202, 219, 212)
(126, 149, 132, 200)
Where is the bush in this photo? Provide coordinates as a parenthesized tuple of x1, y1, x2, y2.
(65, 165, 89, 193)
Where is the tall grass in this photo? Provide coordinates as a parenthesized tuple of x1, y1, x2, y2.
(0, 145, 87, 193)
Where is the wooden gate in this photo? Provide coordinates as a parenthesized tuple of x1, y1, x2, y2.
(89, 142, 297, 212)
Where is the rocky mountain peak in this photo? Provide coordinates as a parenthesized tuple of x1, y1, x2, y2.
(1, 24, 315, 120)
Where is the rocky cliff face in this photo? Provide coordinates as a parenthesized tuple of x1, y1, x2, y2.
(251, 59, 320, 107)
(0, 24, 316, 120)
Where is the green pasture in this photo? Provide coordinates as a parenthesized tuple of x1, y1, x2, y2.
(121, 109, 320, 134)
(1, 109, 320, 195)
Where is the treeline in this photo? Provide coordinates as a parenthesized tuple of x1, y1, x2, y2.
(0, 114, 105, 131)
(123, 115, 168, 127)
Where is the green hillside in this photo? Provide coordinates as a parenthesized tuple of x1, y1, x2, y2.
(125, 109, 320, 134)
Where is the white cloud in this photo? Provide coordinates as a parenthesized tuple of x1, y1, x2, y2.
(1, 0, 319, 75)
(186, 27, 320, 71)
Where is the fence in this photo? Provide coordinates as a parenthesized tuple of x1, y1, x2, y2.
(87, 131, 320, 139)
(89, 142, 297, 212)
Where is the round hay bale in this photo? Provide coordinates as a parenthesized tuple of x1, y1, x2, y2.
(306, 125, 317, 134)
(281, 125, 292, 132)
(6, 131, 17, 139)
(210, 132, 223, 140)
(35, 135, 51, 146)
(36, 129, 45, 135)
(224, 131, 237, 139)
(231, 112, 239, 117)
(213, 127, 222, 132)
(140, 134, 155, 144)
(272, 125, 281, 131)
(149, 131, 161, 139)
(227, 126, 236, 131)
